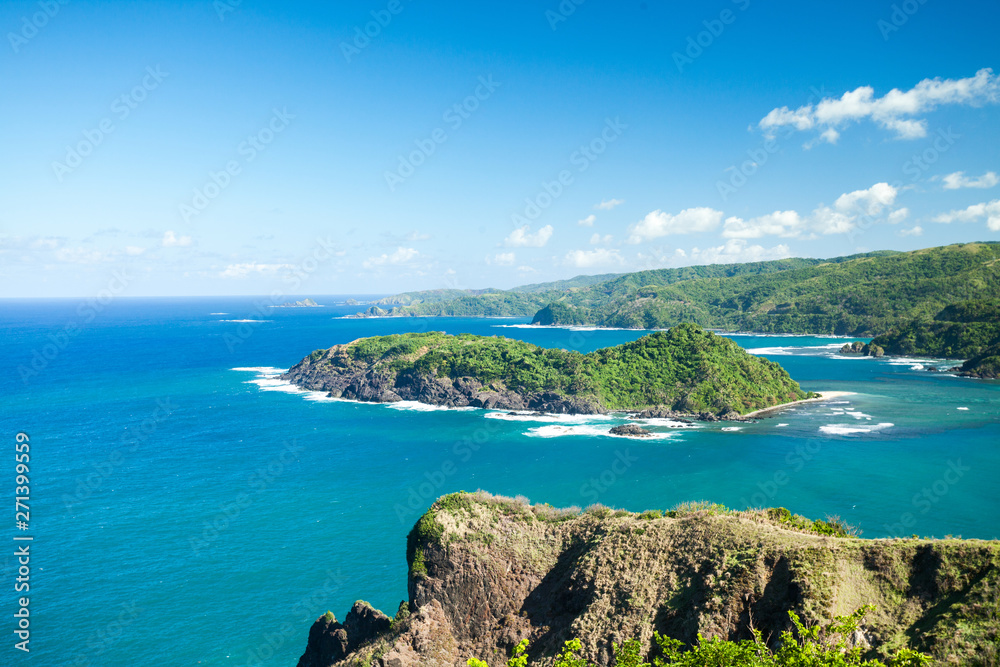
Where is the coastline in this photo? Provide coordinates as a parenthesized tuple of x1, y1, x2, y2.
(247, 365, 854, 424)
(338, 313, 876, 340)
(742, 391, 855, 418)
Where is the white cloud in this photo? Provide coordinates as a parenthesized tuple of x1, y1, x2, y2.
(406, 231, 431, 241)
(516, 265, 538, 273)
(29, 237, 62, 250)
(722, 183, 899, 239)
(589, 233, 613, 245)
(898, 226, 923, 237)
(53, 247, 111, 264)
(363, 247, 419, 268)
(808, 206, 856, 235)
(162, 230, 192, 247)
(125, 246, 147, 256)
(219, 263, 293, 278)
(758, 105, 814, 132)
(627, 207, 723, 243)
(595, 198, 624, 210)
(942, 171, 999, 190)
(834, 182, 897, 216)
(888, 208, 910, 224)
(687, 239, 792, 265)
(577, 214, 596, 227)
(759, 68, 1000, 142)
(504, 224, 553, 248)
(489, 252, 515, 266)
(722, 210, 803, 239)
(564, 248, 624, 268)
(818, 127, 840, 144)
(934, 199, 1000, 231)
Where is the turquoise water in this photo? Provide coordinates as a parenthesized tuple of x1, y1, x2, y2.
(1, 298, 997, 666)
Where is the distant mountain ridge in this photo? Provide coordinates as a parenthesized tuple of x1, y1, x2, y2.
(358, 243, 1000, 338)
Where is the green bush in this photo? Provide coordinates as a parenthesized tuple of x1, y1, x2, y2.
(464, 607, 931, 666)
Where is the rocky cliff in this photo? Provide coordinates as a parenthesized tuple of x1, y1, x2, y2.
(280, 339, 603, 414)
(296, 492, 1000, 666)
(281, 326, 813, 417)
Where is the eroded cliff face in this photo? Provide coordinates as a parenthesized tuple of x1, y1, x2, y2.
(280, 346, 604, 414)
(297, 493, 1000, 666)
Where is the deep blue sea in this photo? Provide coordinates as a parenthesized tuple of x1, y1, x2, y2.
(1, 297, 998, 666)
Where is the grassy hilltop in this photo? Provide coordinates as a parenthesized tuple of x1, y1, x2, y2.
(282, 324, 813, 416)
(297, 492, 1000, 667)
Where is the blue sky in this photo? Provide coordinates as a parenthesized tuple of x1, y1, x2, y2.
(1, 0, 999, 297)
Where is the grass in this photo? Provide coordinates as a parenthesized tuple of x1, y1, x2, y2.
(394, 491, 1000, 665)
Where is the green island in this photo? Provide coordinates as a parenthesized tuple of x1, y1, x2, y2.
(281, 323, 815, 417)
(296, 492, 1000, 667)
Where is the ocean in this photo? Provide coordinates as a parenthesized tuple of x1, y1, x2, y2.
(1, 297, 998, 666)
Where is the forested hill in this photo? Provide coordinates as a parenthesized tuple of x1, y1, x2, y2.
(536, 242, 1000, 335)
(354, 243, 1000, 336)
(281, 324, 812, 416)
(355, 252, 892, 320)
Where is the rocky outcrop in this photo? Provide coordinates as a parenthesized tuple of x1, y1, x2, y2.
(274, 298, 321, 308)
(281, 349, 605, 414)
(608, 424, 652, 437)
(297, 602, 393, 667)
(297, 612, 348, 667)
(297, 492, 1000, 666)
(347, 305, 415, 318)
(957, 345, 1000, 378)
(281, 340, 602, 415)
(628, 407, 745, 423)
(839, 341, 884, 357)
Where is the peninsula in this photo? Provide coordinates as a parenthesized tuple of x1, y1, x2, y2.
(281, 323, 815, 417)
(349, 242, 1000, 337)
(296, 492, 1000, 666)
(868, 299, 1000, 378)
